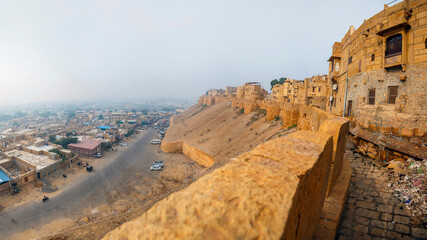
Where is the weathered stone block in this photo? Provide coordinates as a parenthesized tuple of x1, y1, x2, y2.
(379, 126, 392, 134)
(318, 117, 349, 196)
(103, 131, 333, 240)
(413, 128, 426, 137)
(160, 141, 183, 153)
(368, 123, 378, 132)
(400, 128, 413, 137)
(391, 127, 400, 136)
(182, 142, 214, 167)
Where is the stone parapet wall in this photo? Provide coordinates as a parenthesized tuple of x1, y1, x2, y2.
(279, 103, 349, 195)
(161, 141, 214, 168)
(103, 130, 334, 240)
(182, 142, 215, 167)
(160, 141, 183, 153)
(230, 98, 350, 195)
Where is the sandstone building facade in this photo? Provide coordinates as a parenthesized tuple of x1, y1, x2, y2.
(327, 0, 427, 160)
(199, 0, 426, 161)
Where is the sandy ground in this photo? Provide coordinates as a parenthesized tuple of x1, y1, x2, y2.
(0, 130, 169, 240)
(0, 142, 129, 212)
(38, 152, 205, 240)
(4, 128, 205, 240)
(19, 102, 290, 239)
(164, 101, 294, 168)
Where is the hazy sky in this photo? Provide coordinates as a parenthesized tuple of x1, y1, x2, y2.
(0, 0, 392, 106)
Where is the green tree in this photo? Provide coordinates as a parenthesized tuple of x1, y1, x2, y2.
(66, 132, 73, 137)
(101, 142, 112, 150)
(49, 135, 57, 142)
(270, 79, 279, 89)
(56, 137, 78, 149)
(49, 148, 61, 155)
(279, 77, 287, 83)
(270, 77, 287, 89)
(49, 148, 67, 161)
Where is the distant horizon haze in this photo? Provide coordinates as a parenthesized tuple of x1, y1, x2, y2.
(0, 0, 393, 106)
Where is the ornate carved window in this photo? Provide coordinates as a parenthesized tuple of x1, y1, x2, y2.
(385, 34, 402, 57)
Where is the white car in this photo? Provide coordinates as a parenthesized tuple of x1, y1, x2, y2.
(151, 139, 161, 145)
(93, 153, 102, 158)
(150, 164, 162, 171)
(153, 161, 164, 168)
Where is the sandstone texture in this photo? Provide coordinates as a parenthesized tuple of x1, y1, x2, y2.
(103, 131, 333, 240)
(161, 101, 287, 167)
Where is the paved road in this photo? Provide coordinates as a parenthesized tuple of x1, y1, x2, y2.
(0, 128, 162, 239)
(338, 152, 427, 239)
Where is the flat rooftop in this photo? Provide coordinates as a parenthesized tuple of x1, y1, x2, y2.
(0, 158, 10, 165)
(26, 145, 55, 152)
(4, 149, 58, 172)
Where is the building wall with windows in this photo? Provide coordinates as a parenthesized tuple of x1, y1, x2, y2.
(327, 0, 427, 159)
(305, 75, 329, 110)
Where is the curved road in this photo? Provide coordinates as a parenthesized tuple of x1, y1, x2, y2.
(0, 128, 162, 239)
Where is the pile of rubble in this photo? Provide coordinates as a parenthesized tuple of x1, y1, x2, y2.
(385, 158, 427, 224)
(354, 141, 426, 225)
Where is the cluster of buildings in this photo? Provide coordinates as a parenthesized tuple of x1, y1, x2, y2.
(199, 0, 426, 163)
(0, 107, 174, 193)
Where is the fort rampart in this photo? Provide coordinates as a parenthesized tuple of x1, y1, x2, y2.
(105, 98, 350, 239)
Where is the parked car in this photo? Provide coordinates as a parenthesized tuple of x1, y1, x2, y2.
(150, 139, 161, 145)
(93, 153, 102, 158)
(153, 161, 164, 168)
(150, 164, 162, 171)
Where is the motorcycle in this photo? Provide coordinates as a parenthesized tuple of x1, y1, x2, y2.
(42, 196, 49, 202)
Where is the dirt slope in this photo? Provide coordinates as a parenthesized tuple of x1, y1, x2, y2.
(164, 101, 294, 168)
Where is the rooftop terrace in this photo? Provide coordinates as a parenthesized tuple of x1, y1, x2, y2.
(4, 149, 58, 172)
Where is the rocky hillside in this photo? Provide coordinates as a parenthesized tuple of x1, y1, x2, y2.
(163, 101, 295, 168)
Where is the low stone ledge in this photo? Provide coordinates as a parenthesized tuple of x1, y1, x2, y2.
(350, 126, 427, 159)
(161, 141, 214, 168)
(160, 141, 183, 153)
(103, 131, 333, 240)
(182, 142, 215, 167)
